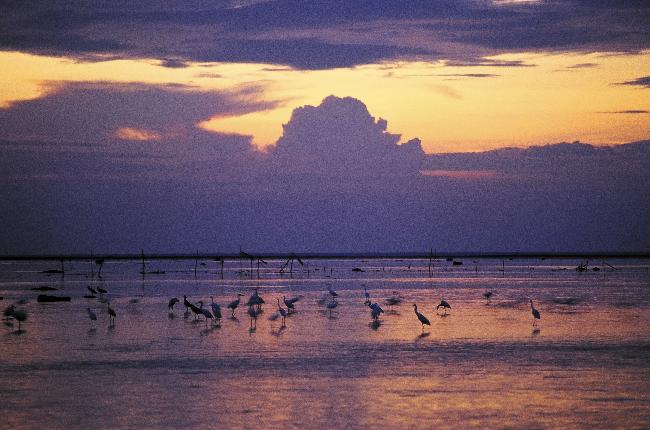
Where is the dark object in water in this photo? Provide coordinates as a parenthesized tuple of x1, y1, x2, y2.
(83, 294, 97, 299)
(592, 267, 601, 272)
(552, 297, 581, 305)
(352, 268, 365, 272)
(37, 294, 71, 303)
(42, 269, 63, 274)
(31, 286, 58, 291)
(452, 260, 463, 266)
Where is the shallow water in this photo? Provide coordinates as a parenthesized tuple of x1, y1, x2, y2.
(1, 257, 649, 429)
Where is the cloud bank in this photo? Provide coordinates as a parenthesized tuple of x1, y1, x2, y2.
(0, 88, 648, 254)
(1, 1, 649, 69)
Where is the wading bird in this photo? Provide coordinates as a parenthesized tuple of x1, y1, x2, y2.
(483, 291, 493, 304)
(436, 299, 451, 315)
(530, 299, 541, 326)
(227, 293, 244, 317)
(247, 288, 265, 311)
(210, 296, 222, 323)
(107, 302, 116, 326)
(413, 304, 430, 330)
(248, 304, 259, 329)
(183, 295, 192, 313)
(326, 299, 338, 317)
(276, 298, 287, 326)
(12, 309, 27, 331)
(368, 302, 384, 320)
(283, 296, 300, 313)
(188, 301, 203, 321)
(364, 287, 370, 304)
(168, 297, 179, 311)
(198, 301, 214, 326)
(87, 307, 97, 324)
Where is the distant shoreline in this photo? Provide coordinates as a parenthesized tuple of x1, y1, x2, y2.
(1, 252, 648, 261)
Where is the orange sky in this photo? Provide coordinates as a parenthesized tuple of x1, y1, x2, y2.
(1, 50, 648, 153)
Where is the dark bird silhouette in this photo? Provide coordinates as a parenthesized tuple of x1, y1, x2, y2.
(248, 304, 260, 329)
(87, 307, 97, 323)
(168, 297, 179, 311)
(368, 302, 384, 320)
(247, 288, 265, 311)
(188, 301, 203, 321)
(107, 302, 116, 326)
(530, 299, 541, 325)
(326, 299, 338, 317)
(276, 298, 287, 326)
(283, 295, 300, 313)
(436, 299, 451, 315)
(210, 296, 222, 322)
(483, 291, 493, 304)
(413, 304, 430, 330)
(198, 301, 214, 326)
(227, 293, 244, 317)
(12, 309, 27, 331)
(183, 295, 192, 313)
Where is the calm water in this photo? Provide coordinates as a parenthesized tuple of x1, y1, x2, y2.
(1, 257, 649, 429)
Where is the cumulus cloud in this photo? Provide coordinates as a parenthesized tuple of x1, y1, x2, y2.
(268, 95, 424, 177)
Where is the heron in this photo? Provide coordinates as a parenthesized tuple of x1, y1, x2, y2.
(168, 297, 179, 311)
(368, 302, 384, 320)
(364, 287, 370, 304)
(530, 299, 541, 325)
(276, 298, 287, 326)
(436, 299, 451, 315)
(197, 301, 214, 326)
(483, 291, 493, 304)
(413, 304, 430, 330)
(210, 296, 222, 323)
(107, 302, 116, 326)
(87, 286, 98, 295)
(227, 293, 244, 317)
(87, 307, 97, 324)
(326, 299, 338, 317)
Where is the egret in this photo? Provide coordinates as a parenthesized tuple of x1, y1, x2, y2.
(326, 299, 338, 317)
(107, 302, 116, 326)
(227, 293, 244, 317)
(483, 291, 493, 304)
(87, 307, 97, 324)
(436, 299, 451, 315)
(413, 304, 430, 330)
(276, 298, 287, 326)
(87, 286, 98, 295)
(368, 302, 384, 320)
(168, 297, 179, 311)
(530, 299, 541, 325)
(210, 296, 222, 323)
(198, 301, 214, 326)
(364, 287, 370, 304)
(328, 286, 338, 298)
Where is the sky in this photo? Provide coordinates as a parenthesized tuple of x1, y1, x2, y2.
(0, 0, 649, 254)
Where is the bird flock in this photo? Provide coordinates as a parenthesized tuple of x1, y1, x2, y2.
(3, 285, 543, 334)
